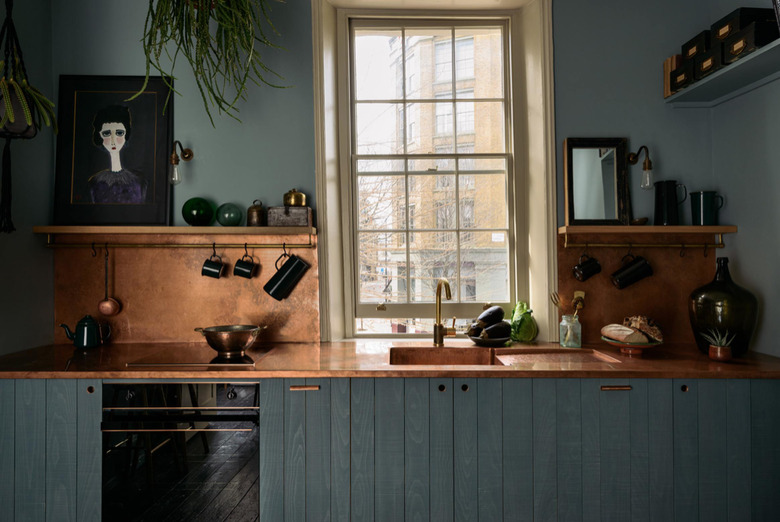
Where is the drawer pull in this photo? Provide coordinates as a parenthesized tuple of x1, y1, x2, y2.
(289, 385, 320, 391)
(600, 385, 632, 391)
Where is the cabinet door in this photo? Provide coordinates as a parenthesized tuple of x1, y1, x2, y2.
(0, 379, 102, 522)
(258, 378, 349, 522)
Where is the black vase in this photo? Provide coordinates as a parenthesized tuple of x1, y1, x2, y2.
(689, 257, 758, 357)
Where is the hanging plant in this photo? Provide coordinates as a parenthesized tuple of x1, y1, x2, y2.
(0, 0, 57, 233)
(131, 0, 285, 125)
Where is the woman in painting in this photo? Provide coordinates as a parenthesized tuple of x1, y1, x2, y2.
(88, 105, 147, 204)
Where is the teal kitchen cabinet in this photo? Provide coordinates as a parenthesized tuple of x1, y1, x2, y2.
(258, 377, 776, 521)
(258, 377, 536, 521)
(0, 379, 102, 522)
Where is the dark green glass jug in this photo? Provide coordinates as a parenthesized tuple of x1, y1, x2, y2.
(689, 257, 758, 357)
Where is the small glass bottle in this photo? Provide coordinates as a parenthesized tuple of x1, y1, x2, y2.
(559, 314, 582, 348)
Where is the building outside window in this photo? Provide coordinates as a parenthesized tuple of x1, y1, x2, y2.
(350, 20, 511, 334)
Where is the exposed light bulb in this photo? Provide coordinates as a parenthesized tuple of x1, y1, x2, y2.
(640, 168, 653, 190)
(169, 163, 182, 185)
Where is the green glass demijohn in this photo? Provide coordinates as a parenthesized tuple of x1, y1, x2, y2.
(688, 257, 758, 357)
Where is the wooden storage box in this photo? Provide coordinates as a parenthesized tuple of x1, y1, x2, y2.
(682, 30, 711, 60)
(722, 21, 780, 64)
(267, 206, 313, 227)
(670, 60, 695, 92)
(694, 43, 724, 80)
(711, 7, 777, 41)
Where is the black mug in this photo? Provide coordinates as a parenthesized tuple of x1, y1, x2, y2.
(573, 254, 601, 282)
(610, 254, 653, 289)
(654, 180, 687, 225)
(264, 254, 310, 300)
(690, 191, 724, 226)
(233, 255, 257, 279)
(202, 255, 225, 278)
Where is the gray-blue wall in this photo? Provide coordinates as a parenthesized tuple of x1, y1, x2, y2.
(554, 0, 777, 354)
(0, 0, 54, 355)
(2, 0, 776, 356)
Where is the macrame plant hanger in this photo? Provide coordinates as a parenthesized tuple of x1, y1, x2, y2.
(0, 0, 57, 232)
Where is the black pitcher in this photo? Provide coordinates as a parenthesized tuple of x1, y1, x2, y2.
(653, 180, 687, 225)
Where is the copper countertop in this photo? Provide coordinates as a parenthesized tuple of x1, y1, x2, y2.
(1, 339, 780, 379)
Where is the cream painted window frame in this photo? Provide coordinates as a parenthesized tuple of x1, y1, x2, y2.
(312, 0, 558, 341)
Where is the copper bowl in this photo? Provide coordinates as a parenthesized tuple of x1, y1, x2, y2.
(194, 325, 265, 358)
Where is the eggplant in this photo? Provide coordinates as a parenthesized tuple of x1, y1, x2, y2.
(476, 306, 505, 328)
(466, 322, 483, 337)
(479, 320, 511, 340)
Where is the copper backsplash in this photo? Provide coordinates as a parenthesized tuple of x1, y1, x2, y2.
(53, 233, 320, 344)
(557, 234, 717, 344)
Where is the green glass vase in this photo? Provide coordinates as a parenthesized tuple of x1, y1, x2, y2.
(688, 257, 758, 357)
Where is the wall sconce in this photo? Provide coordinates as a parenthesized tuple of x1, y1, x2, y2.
(169, 140, 194, 185)
(628, 145, 653, 190)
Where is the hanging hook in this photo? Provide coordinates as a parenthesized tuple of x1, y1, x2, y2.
(679, 245, 686, 258)
(244, 243, 249, 257)
(104, 243, 109, 259)
(703, 243, 708, 258)
(91, 243, 97, 257)
(283, 242, 288, 257)
(212, 242, 217, 258)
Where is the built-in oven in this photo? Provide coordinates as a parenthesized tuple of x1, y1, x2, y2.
(101, 381, 259, 521)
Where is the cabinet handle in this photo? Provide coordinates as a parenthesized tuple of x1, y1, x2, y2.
(289, 385, 320, 391)
(600, 385, 632, 391)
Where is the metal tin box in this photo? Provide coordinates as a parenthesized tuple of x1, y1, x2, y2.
(682, 30, 711, 60)
(694, 43, 724, 80)
(670, 60, 695, 92)
(722, 21, 780, 64)
(711, 7, 777, 41)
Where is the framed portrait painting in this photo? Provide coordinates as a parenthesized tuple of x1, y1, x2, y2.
(54, 75, 173, 225)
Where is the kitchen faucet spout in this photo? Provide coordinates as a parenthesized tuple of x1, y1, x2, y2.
(434, 278, 456, 346)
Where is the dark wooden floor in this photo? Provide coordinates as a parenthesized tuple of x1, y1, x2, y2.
(103, 384, 259, 521)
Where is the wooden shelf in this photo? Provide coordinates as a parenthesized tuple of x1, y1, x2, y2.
(33, 226, 317, 250)
(558, 225, 737, 250)
(665, 39, 780, 107)
(33, 226, 316, 235)
(558, 226, 736, 235)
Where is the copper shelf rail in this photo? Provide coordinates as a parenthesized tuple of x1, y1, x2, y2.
(33, 225, 317, 250)
(558, 225, 736, 251)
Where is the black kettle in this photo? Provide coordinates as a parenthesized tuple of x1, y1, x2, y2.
(60, 315, 110, 349)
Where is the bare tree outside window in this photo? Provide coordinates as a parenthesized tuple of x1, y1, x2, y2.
(352, 22, 510, 334)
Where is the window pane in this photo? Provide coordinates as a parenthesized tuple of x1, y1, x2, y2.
(358, 232, 406, 303)
(455, 37, 474, 81)
(433, 38, 453, 87)
(409, 157, 454, 174)
(459, 173, 507, 229)
(353, 29, 401, 100)
(409, 232, 458, 301)
(456, 27, 503, 97)
(460, 230, 509, 302)
(407, 174, 455, 229)
(459, 101, 504, 152)
(406, 28, 452, 99)
(356, 103, 404, 155)
(357, 176, 406, 230)
(357, 159, 405, 173)
(355, 317, 474, 335)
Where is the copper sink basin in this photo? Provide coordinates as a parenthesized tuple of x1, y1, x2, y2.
(388, 346, 620, 366)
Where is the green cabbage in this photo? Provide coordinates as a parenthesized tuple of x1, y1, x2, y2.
(510, 301, 538, 342)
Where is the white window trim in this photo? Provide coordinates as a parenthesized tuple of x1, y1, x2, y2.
(312, 0, 558, 341)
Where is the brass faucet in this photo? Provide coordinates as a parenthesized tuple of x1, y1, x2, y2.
(434, 278, 456, 346)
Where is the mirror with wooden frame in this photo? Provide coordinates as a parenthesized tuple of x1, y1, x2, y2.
(564, 137, 630, 226)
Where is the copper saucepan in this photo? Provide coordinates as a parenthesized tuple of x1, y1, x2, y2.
(194, 325, 266, 358)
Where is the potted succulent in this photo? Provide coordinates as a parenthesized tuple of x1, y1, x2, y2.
(131, 0, 285, 124)
(700, 328, 736, 362)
